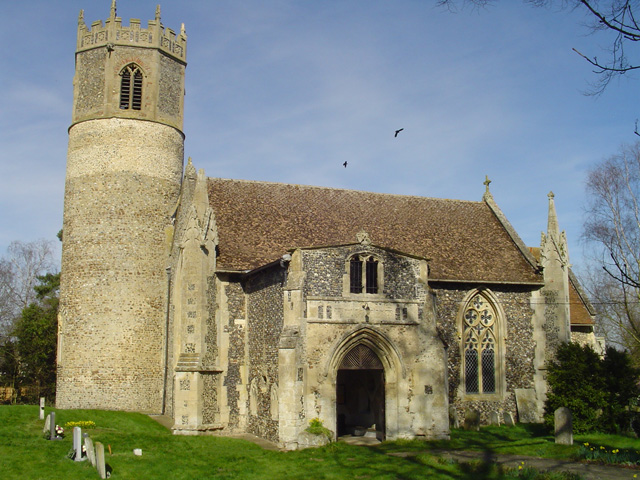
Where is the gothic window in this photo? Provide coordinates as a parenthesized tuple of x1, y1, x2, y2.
(349, 254, 380, 294)
(462, 293, 498, 395)
(350, 255, 363, 293)
(119, 64, 143, 110)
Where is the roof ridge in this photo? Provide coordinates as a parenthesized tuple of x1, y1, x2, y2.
(207, 177, 484, 204)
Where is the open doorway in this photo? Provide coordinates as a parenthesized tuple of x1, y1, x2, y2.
(336, 344, 385, 440)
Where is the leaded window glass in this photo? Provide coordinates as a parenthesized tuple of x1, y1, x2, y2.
(463, 294, 497, 394)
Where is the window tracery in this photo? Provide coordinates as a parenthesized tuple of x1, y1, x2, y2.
(462, 293, 497, 395)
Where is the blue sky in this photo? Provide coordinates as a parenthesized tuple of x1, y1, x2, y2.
(1, 0, 638, 272)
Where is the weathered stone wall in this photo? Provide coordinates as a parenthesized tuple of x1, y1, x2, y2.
(57, 118, 183, 412)
(303, 245, 426, 301)
(74, 48, 106, 116)
(245, 267, 285, 443)
(295, 246, 449, 441)
(223, 280, 246, 429)
(158, 53, 183, 120)
(72, 44, 185, 131)
(434, 284, 536, 424)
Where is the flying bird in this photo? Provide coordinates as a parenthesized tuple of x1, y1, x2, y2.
(394, 128, 404, 138)
(343, 161, 348, 168)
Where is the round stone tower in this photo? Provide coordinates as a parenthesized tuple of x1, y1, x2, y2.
(57, 2, 187, 412)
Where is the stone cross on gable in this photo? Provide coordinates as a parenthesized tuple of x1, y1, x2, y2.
(484, 175, 492, 193)
(356, 231, 371, 246)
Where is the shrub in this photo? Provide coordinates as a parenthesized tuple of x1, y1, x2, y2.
(305, 417, 332, 441)
(544, 343, 640, 434)
(64, 420, 96, 430)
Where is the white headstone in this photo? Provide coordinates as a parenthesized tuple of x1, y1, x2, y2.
(39, 397, 45, 420)
(73, 427, 85, 461)
(43, 413, 51, 434)
(95, 442, 107, 479)
(84, 436, 96, 467)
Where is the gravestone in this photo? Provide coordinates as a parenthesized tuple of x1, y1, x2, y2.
(503, 412, 515, 426)
(448, 406, 460, 429)
(554, 407, 573, 445)
(96, 441, 107, 479)
(84, 436, 96, 467)
(515, 388, 541, 423)
(489, 411, 501, 426)
(39, 397, 45, 420)
(463, 408, 480, 431)
(49, 411, 57, 440)
(43, 413, 51, 435)
(73, 427, 85, 461)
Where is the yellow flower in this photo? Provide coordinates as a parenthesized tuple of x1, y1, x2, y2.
(600, 446, 605, 450)
(583, 442, 589, 447)
(518, 466, 523, 470)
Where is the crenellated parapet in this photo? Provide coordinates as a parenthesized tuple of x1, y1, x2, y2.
(77, 2, 186, 62)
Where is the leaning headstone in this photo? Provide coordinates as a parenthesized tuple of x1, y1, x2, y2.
(95, 441, 107, 479)
(39, 397, 45, 420)
(73, 427, 85, 461)
(84, 436, 96, 467)
(43, 413, 51, 435)
(489, 411, 501, 426)
(515, 388, 541, 423)
(554, 407, 573, 445)
(503, 412, 515, 426)
(463, 408, 480, 431)
(448, 406, 460, 429)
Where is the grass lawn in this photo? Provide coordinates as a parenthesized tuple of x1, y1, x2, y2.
(1, 405, 637, 479)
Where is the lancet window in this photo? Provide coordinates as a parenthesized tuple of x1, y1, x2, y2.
(119, 64, 143, 110)
(462, 293, 498, 395)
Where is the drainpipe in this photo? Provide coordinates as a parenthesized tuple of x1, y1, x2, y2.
(162, 266, 172, 416)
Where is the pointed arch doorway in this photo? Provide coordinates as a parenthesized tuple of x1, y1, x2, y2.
(336, 344, 385, 440)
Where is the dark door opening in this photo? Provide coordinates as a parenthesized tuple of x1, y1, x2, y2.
(336, 344, 385, 440)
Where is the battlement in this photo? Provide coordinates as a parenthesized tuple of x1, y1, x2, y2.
(77, 2, 186, 62)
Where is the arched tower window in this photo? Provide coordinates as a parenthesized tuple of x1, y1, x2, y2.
(119, 64, 143, 110)
(462, 293, 499, 395)
(349, 254, 381, 294)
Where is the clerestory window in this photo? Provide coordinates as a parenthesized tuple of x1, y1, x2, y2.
(462, 293, 498, 395)
(119, 64, 143, 110)
(349, 255, 379, 294)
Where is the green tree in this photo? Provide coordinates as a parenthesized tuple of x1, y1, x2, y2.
(11, 272, 59, 402)
(545, 342, 640, 433)
(544, 342, 606, 433)
(601, 346, 640, 432)
(0, 339, 20, 403)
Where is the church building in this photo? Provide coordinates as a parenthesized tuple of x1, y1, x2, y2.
(56, 3, 598, 449)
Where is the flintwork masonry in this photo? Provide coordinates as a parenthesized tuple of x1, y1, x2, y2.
(57, 2, 600, 449)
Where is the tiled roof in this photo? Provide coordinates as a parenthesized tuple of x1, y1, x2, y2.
(208, 178, 543, 284)
(527, 247, 595, 326)
(568, 271, 596, 326)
